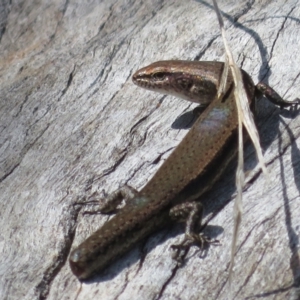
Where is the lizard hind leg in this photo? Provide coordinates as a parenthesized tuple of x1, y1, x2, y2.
(83, 185, 139, 215)
(98, 184, 139, 214)
(169, 202, 219, 265)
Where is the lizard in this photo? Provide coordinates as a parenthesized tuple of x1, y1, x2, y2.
(69, 60, 299, 280)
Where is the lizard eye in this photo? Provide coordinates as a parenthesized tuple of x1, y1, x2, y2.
(152, 72, 166, 81)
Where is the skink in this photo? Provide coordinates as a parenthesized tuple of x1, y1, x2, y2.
(69, 61, 298, 280)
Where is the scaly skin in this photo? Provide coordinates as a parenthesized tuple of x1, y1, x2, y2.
(69, 61, 295, 280)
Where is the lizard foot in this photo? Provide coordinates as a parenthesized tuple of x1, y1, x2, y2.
(170, 233, 220, 266)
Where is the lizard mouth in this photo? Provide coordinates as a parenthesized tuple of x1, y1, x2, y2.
(131, 72, 143, 86)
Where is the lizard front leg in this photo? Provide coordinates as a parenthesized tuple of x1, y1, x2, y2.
(256, 82, 300, 109)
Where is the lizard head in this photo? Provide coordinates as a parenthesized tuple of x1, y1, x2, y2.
(132, 60, 218, 105)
